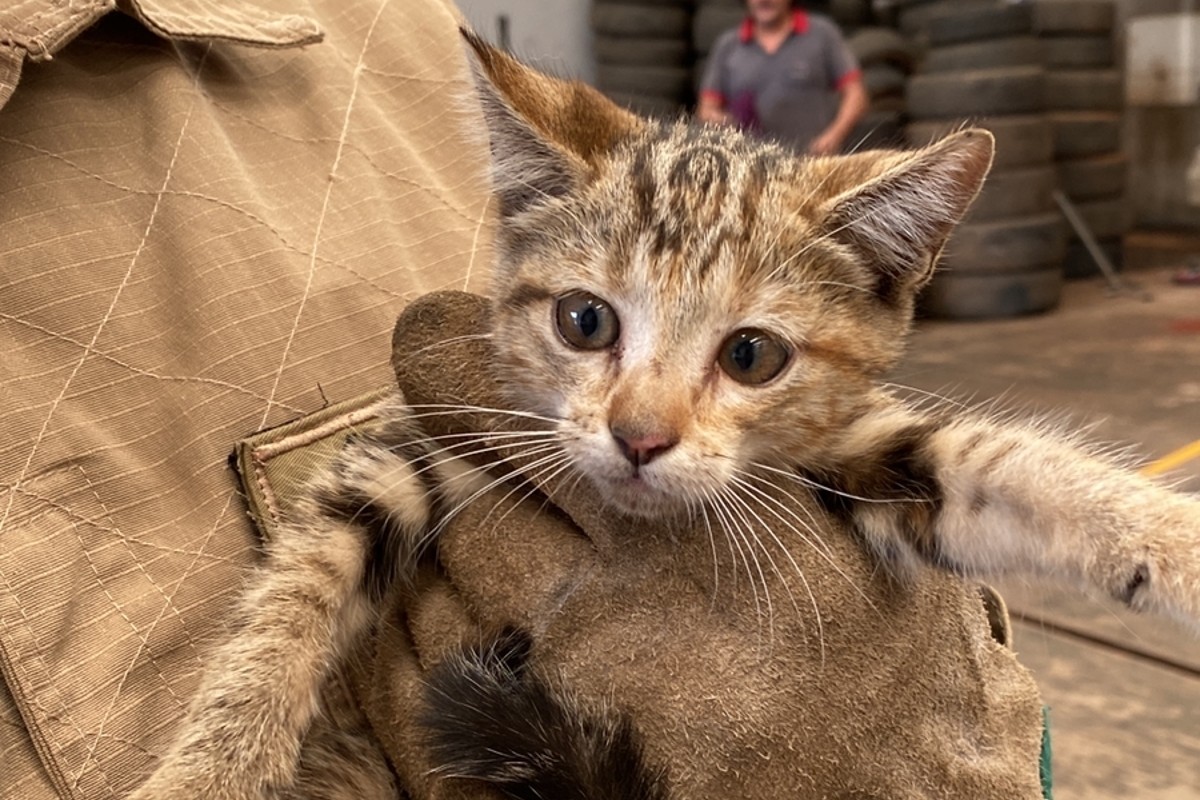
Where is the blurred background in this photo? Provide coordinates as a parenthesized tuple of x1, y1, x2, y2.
(456, 0, 1199, 318)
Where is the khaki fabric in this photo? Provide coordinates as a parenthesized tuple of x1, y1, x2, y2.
(0, 1, 490, 798)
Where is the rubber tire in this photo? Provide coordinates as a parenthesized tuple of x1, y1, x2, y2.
(1057, 153, 1127, 201)
(922, 268, 1063, 319)
(848, 27, 918, 70)
(830, 0, 872, 28)
(595, 36, 691, 67)
(899, 0, 992, 35)
(1043, 36, 1115, 69)
(1046, 70, 1122, 112)
(1072, 197, 1131, 239)
(592, 4, 691, 38)
(1063, 237, 1123, 280)
(906, 67, 1046, 120)
(907, 115, 1053, 169)
(941, 212, 1068, 274)
(925, 3, 1034, 47)
(863, 64, 907, 99)
(1034, 1, 1115, 35)
(870, 94, 907, 113)
(597, 64, 691, 97)
(605, 91, 686, 120)
(920, 37, 1042, 74)
(693, 5, 744, 54)
(966, 165, 1058, 222)
(1049, 111, 1121, 157)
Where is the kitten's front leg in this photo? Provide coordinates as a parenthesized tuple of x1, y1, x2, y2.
(825, 403, 1200, 631)
(130, 401, 442, 800)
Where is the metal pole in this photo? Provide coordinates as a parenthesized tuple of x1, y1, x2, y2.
(1052, 190, 1151, 301)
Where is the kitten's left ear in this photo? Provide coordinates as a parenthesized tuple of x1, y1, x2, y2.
(460, 30, 645, 219)
(824, 129, 994, 300)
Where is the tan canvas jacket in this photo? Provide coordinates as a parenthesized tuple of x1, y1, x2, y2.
(0, 2, 489, 797)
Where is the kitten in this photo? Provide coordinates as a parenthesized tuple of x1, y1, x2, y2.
(129, 31, 1200, 800)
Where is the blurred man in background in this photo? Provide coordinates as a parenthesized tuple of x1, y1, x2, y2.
(697, 0, 868, 155)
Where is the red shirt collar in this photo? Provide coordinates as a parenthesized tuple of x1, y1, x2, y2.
(739, 9, 809, 43)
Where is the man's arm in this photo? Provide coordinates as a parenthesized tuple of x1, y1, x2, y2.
(697, 89, 733, 126)
(808, 75, 869, 156)
(696, 35, 735, 127)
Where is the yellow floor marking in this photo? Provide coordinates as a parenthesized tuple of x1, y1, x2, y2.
(1142, 440, 1200, 476)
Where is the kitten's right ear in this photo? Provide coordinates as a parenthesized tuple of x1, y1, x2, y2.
(822, 128, 994, 301)
(460, 29, 644, 218)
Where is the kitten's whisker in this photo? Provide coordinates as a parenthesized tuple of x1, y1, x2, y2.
(394, 333, 495, 365)
(724, 483, 826, 658)
(734, 473, 883, 619)
(697, 500, 721, 607)
(719, 485, 786, 642)
(708, 493, 760, 621)
(561, 468, 589, 510)
(682, 483, 723, 605)
(490, 450, 578, 527)
(391, 429, 562, 465)
(424, 448, 570, 545)
(724, 489, 792, 614)
(401, 403, 563, 425)
(878, 381, 970, 411)
(712, 489, 770, 636)
(728, 477, 833, 660)
(480, 452, 577, 535)
(500, 172, 602, 251)
(403, 438, 562, 488)
(752, 461, 932, 505)
(732, 469, 836, 559)
(342, 438, 563, 532)
(735, 471, 874, 603)
(807, 280, 874, 295)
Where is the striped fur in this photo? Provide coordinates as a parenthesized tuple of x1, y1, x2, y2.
(130, 32, 1200, 800)
(420, 628, 669, 800)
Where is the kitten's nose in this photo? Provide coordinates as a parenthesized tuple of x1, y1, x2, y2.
(610, 425, 678, 469)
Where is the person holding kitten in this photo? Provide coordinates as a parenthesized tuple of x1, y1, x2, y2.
(697, 0, 868, 155)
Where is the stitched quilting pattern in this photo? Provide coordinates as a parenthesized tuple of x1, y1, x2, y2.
(0, 1, 490, 797)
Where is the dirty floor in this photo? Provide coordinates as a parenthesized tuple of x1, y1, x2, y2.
(898, 267, 1200, 799)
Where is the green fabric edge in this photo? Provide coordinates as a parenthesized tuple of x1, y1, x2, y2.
(1041, 706, 1053, 799)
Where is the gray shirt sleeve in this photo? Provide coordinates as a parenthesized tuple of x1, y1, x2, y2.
(814, 16, 860, 88)
(699, 30, 739, 102)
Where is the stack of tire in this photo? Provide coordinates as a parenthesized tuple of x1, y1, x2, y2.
(894, 0, 992, 39)
(846, 27, 918, 150)
(1034, 0, 1127, 279)
(692, 0, 744, 93)
(904, 2, 1066, 319)
(591, 0, 695, 119)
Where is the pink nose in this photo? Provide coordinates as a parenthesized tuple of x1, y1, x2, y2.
(610, 426, 678, 469)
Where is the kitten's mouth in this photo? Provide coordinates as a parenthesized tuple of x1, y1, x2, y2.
(603, 475, 677, 518)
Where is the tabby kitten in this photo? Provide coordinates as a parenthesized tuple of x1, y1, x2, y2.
(129, 31, 1200, 800)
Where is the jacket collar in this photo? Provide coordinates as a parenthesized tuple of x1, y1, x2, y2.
(739, 9, 808, 44)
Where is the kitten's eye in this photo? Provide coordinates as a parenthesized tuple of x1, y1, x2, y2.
(718, 329, 791, 385)
(555, 292, 620, 350)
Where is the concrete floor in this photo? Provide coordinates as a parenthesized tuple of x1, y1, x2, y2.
(898, 266, 1200, 799)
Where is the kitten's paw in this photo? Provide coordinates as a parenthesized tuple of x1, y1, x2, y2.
(1105, 497, 1200, 634)
(126, 783, 265, 800)
(126, 763, 272, 800)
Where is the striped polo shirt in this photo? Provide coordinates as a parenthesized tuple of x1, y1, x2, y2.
(699, 10, 861, 151)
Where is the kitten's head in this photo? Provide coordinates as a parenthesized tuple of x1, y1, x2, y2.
(462, 33, 992, 517)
